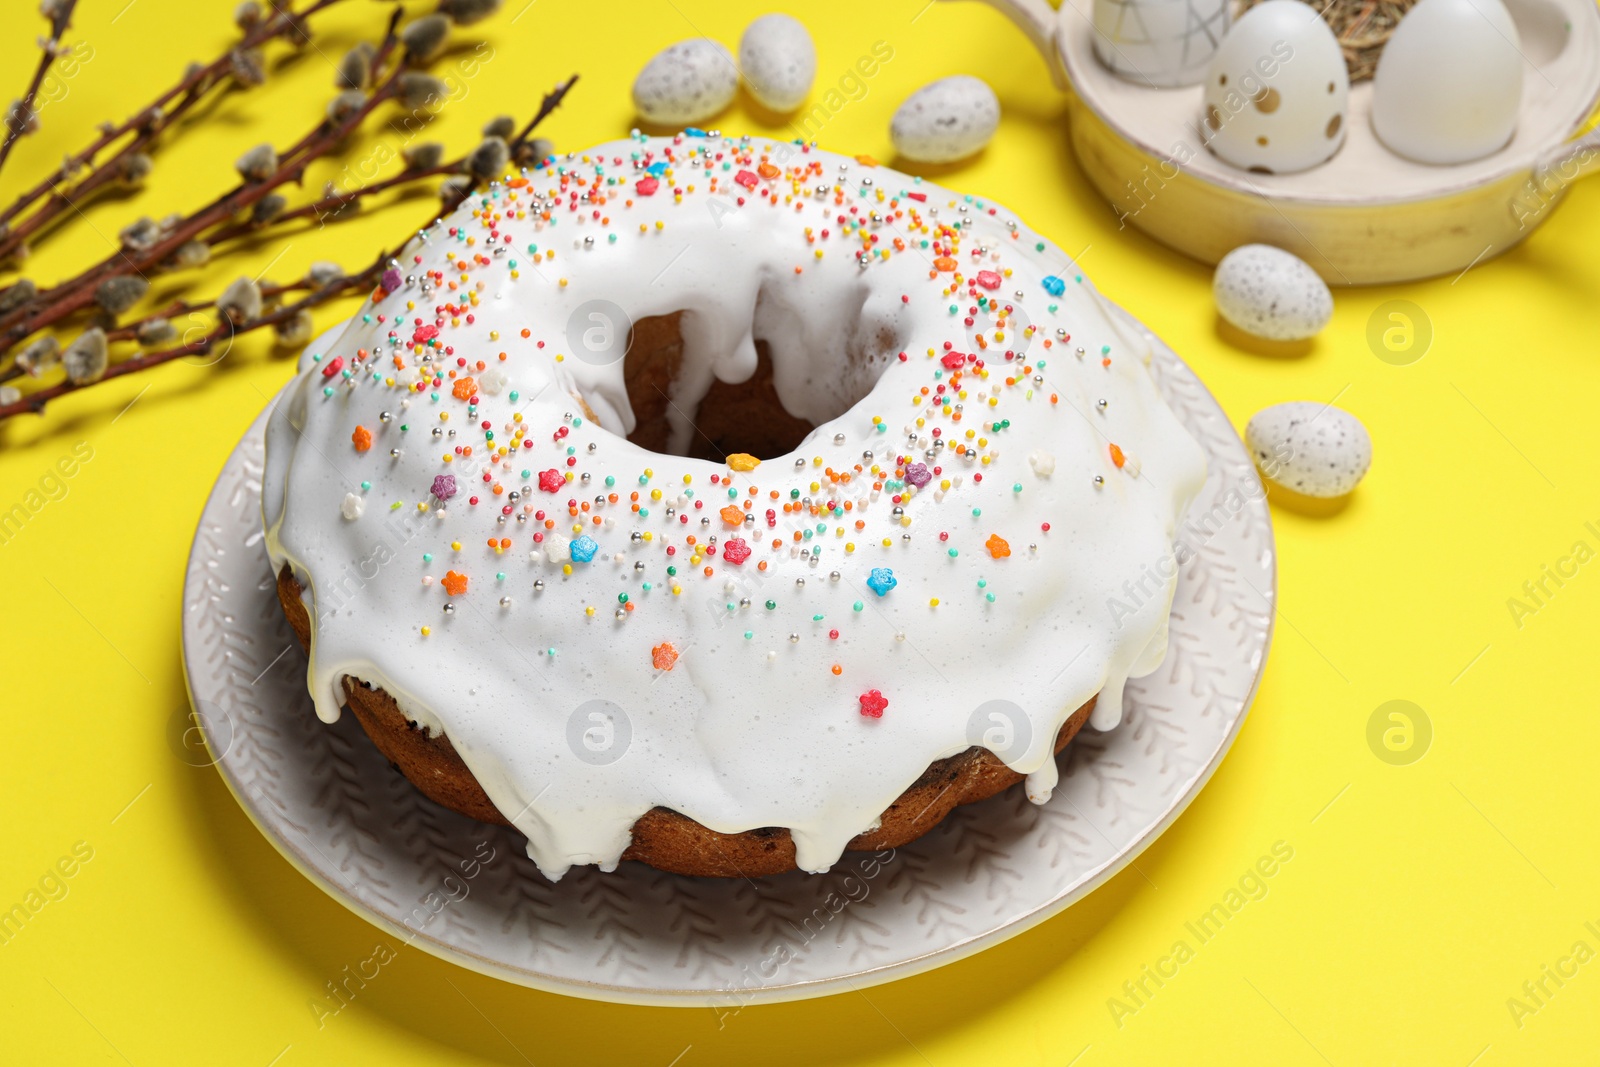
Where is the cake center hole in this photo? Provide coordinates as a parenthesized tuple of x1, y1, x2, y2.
(621, 298, 899, 463)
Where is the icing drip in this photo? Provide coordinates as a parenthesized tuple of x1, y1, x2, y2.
(262, 134, 1207, 878)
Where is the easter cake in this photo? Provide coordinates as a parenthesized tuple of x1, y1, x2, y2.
(263, 133, 1208, 879)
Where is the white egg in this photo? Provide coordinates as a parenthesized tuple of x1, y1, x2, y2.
(1245, 402, 1372, 497)
(890, 76, 1000, 164)
(632, 39, 738, 126)
(1371, 0, 1522, 164)
(739, 14, 815, 112)
(1201, 0, 1349, 174)
(1213, 244, 1333, 340)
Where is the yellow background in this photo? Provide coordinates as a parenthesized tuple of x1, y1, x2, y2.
(2, 0, 1597, 1062)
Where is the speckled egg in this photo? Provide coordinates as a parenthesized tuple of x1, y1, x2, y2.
(890, 76, 1000, 164)
(632, 39, 739, 126)
(1246, 401, 1372, 497)
(1213, 244, 1332, 341)
(739, 14, 815, 112)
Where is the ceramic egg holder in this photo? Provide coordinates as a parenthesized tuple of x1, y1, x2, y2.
(952, 0, 1600, 284)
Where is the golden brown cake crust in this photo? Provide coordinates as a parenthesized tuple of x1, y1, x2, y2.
(276, 566, 1094, 877)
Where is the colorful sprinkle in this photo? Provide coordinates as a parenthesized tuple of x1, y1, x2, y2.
(867, 567, 897, 597)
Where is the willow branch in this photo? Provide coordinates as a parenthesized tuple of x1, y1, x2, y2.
(512, 74, 579, 147)
(0, 0, 347, 259)
(0, 11, 405, 349)
(0, 72, 581, 421)
(0, 0, 79, 180)
(204, 74, 578, 250)
(0, 250, 392, 420)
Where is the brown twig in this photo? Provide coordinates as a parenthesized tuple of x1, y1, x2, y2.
(99, 279, 321, 345)
(0, 0, 80, 180)
(0, 249, 394, 421)
(0, 0, 347, 261)
(203, 75, 579, 248)
(511, 75, 579, 148)
(204, 161, 463, 247)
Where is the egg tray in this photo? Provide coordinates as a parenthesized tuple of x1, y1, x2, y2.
(953, 0, 1600, 284)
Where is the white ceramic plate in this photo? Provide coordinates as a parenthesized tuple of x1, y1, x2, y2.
(180, 306, 1274, 1007)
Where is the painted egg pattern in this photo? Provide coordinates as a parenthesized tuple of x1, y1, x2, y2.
(1201, 0, 1349, 174)
(633, 39, 739, 125)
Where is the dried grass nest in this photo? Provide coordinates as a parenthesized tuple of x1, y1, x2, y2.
(1240, 0, 1423, 81)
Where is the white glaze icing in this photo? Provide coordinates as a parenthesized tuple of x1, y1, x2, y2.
(262, 134, 1207, 878)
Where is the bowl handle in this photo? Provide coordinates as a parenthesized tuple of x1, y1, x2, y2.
(940, 0, 1070, 90)
(1514, 127, 1600, 226)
